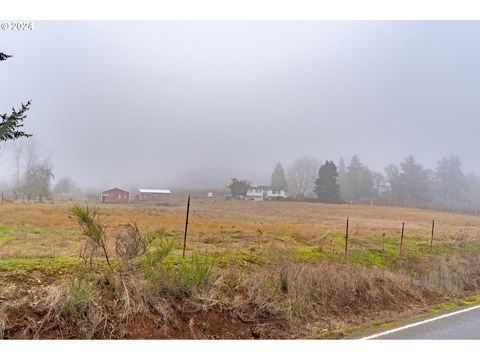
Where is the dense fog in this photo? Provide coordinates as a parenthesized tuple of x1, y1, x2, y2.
(2, 21, 480, 210)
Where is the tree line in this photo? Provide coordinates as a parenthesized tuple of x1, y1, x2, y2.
(230, 155, 480, 213)
(288, 155, 480, 212)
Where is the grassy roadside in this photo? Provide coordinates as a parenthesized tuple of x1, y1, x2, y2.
(329, 294, 480, 339)
(3, 248, 480, 339)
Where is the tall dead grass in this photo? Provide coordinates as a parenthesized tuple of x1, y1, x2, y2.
(35, 273, 106, 339)
(211, 252, 480, 336)
(6, 249, 480, 338)
(219, 261, 422, 327)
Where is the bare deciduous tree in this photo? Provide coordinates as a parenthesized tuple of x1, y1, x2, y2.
(53, 177, 78, 196)
(287, 157, 320, 198)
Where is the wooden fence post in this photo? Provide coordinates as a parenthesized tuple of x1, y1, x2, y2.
(344, 217, 349, 260)
(182, 194, 191, 258)
(430, 219, 435, 250)
(399, 222, 405, 257)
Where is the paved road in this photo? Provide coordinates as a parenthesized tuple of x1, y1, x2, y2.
(362, 304, 480, 339)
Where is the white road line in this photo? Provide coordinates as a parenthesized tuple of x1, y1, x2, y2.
(360, 303, 480, 339)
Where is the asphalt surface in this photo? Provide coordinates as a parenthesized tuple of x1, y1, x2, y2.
(363, 304, 480, 339)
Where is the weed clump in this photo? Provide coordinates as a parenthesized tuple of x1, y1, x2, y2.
(61, 274, 98, 320)
(175, 255, 213, 298)
(116, 224, 148, 263)
(36, 272, 105, 339)
(71, 204, 112, 270)
(141, 238, 173, 273)
(70, 204, 172, 320)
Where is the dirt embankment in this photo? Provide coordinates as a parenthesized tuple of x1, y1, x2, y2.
(0, 270, 279, 339)
(3, 252, 480, 340)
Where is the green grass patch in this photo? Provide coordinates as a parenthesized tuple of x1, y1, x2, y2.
(427, 243, 480, 255)
(0, 224, 18, 245)
(349, 250, 385, 266)
(429, 302, 457, 313)
(147, 229, 183, 250)
(383, 245, 400, 261)
(327, 234, 346, 243)
(0, 256, 80, 272)
(61, 274, 98, 320)
(462, 295, 480, 305)
(174, 255, 213, 297)
(292, 248, 330, 261)
(406, 241, 480, 260)
(376, 319, 395, 328)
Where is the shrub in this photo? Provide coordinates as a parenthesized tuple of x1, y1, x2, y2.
(116, 223, 148, 263)
(61, 274, 98, 320)
(155, 255, 214, 300)
(141, 238, 174, 275)
(175, 255, 213, 298)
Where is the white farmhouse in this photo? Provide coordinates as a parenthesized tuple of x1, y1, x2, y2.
(245, 185, 287, 201)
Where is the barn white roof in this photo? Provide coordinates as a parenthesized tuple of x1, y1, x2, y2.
(139, 189, 171, 194)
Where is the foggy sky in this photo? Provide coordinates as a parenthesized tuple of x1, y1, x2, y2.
(1, 21, 480, 190)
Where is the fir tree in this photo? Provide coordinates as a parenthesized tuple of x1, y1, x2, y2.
(314, 161, 342, 203)
(0, 52, 32, 143)
(271, 162, 288, 190)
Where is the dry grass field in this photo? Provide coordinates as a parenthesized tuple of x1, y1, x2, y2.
(2, 199, 480, 339)
(2, 199, 480, 259)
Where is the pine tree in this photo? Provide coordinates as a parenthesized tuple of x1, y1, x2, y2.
(399, 155, 432, 206)
(271, 162, 288, 191)
(344, 155, 374, 202)
(1, 101, 32, 142)
(0, 52, 12, 61)
(338, 157, 347, 197)
(314, 161, 342, 203)
(0, 52, 32, 143)
(435, 155, 467, 208)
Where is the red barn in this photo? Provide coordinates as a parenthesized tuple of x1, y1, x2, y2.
(137, 188, 171, 202)
(101, 188, 130, 204)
